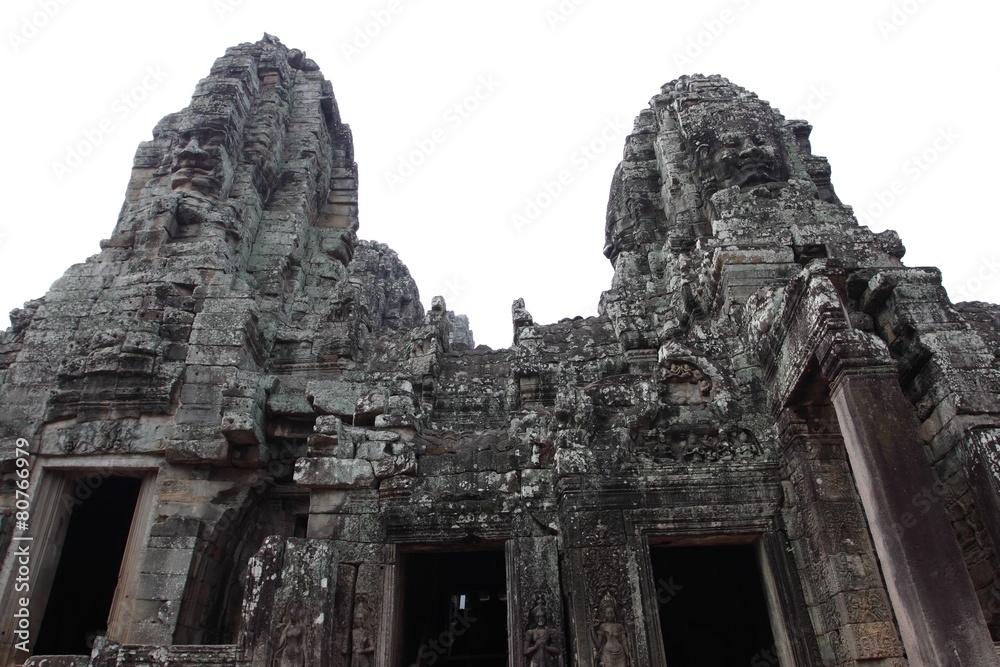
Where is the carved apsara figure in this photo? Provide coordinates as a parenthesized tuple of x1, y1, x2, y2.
(735, 429, 762, 458)
(716, 428, 734, 461)
(271, 599, 309, 667)
(591, 591, 630, 667)
(523, 594, 560, 667)
(683, 432, 703, 463)
(349, 597, 376, 667)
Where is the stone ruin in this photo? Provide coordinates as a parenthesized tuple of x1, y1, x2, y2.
(2, 35, 1000, 667)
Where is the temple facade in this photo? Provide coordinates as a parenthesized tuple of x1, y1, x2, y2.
(3, 36, 1000, 667)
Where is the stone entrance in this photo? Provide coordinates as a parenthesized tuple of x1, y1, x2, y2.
(3, 35, 1000, 667)
(34, 476, 142, 655)
(400, 550, 508, 667)
(650, 543, 777, 666)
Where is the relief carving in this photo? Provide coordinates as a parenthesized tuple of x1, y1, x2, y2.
(348, 596, 375, 667)
(844, 621, 902, 660)
(856, 589, 889, 624)
(639, 427, 762, 463)
(659, 360, 712, 396)
(523, 594, 561, 667)
(271, 599, 310, 667)
(55, 419, 136, 454)
(169, 124, 233, 197)
(591, 590, 631, 667)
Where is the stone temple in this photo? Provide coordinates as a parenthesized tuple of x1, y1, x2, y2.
(3, 35, 1000, 667)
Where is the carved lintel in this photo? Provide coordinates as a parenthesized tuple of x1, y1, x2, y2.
(635, 426, 763, 464)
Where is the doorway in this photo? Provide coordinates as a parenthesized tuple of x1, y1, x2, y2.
(32, 476, 143, 655)
(401, 549, 508, 666)
(650, 543, 777, 666)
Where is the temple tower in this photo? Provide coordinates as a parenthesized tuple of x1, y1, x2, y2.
(3, 42, 1000, 667)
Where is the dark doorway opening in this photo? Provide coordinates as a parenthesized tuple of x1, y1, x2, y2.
(33, 476, 142, 655)
(651, 543, 776, 667)
(401, 550, 508, 667)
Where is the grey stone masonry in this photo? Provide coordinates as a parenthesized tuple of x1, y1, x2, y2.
(2, 39, 1000, 667)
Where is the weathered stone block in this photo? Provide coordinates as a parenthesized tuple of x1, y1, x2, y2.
(293, 457, 376, 488)
(307, 380, 362, 417)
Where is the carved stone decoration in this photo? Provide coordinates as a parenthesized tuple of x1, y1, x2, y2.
(523, 593, 561, 667)
(51, 419, 137, 455)
(169, 123, 234, 197)
(510, 536, 567, 667)
(591, 590, 631, 667)
(565, 546, 640, 667)
(966, 427, 1000, 490)
(270, 599, 310, 667)
(3, 38, 998, 667)
(665, 75, 791, 196)
(659, 359, 711, 392)
(513, 297, 535, 345)
(348, 595, 376, 667)
(582, 374, 657, 432)
(567, 512, 627, 548)
(635, 427, 763, 464)
(352, 563, 386, 665)
(240, 539, 337, 667)
(958, 426, 1000, 630)
(330, 563, 357, 667)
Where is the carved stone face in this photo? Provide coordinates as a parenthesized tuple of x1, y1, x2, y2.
(170, 126, 233, 197)
(690, 117, 788, 190)
(603, 216, 636, 264)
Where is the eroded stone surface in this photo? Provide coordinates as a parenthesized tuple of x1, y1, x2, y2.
(2, 44, 1000, 667)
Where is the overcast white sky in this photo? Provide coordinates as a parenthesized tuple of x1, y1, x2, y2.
(1, 0, 997, 349)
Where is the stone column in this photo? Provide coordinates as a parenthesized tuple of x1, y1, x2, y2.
(778, 405, 902, 666)
(561, 510, 640, 667)
(507, 536, 567, 667)
(820, 329, 1000, 666)
(239, 537, 339, 667)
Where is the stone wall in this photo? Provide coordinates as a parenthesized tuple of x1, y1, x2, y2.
(2, 42, 999, 667)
